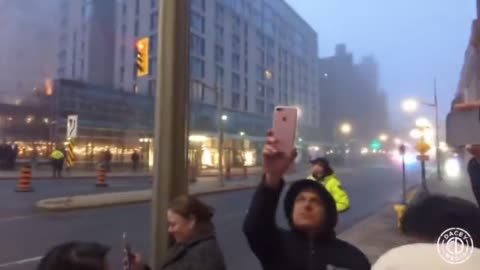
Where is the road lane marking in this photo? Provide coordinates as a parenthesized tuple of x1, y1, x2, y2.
(0, 215, 37, 224)
(0, 256, 42, 268)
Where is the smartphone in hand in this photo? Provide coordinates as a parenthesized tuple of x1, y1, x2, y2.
(272, 106, 298, 154)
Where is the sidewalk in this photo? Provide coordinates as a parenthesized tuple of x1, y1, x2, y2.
(339, 176, 477, 264)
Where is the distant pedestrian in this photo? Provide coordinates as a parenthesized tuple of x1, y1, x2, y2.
(104, 149, 112, 172)
(131, 151, 139, 171)
(50, 148, 65, 178)
(243, 130, 370, 270)
(131, 195, 226, 270)
(307, 157, 350, 212)
(37, 241, 110, 270)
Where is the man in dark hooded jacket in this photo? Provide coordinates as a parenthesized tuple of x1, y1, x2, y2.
(243, 131, 370, 270)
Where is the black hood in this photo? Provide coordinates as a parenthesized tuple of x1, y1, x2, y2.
(310, 157, 334, 177)
(284, 179, 338, 238)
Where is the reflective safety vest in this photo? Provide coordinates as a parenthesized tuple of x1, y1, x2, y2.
(50, 150, 65, 160)
(307, 174, 350, 212)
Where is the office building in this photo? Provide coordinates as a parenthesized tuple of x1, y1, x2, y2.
(318, 44, 389, 144)
(57, 0, 116, 86)
(115, 0, 320, 129)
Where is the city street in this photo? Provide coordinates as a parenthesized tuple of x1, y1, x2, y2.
(0, 161, 421, 270)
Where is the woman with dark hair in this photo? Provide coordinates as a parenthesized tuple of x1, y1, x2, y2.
(37, 242, 110, 270)
(307, 157, 350, 212)
(134, 195, 226, 270)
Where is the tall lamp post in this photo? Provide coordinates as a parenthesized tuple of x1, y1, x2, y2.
(402, 79, 442, 180)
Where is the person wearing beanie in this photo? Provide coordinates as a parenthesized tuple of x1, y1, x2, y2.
(243, 131, 370, 270)
(307, 157, 350, 212)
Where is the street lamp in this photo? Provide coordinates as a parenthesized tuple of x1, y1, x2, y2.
(221, 114, 228, 121)
(402, 99, 418, 112)
(239, 131, 245, 136)
(394, 138, 402, 145)
(415, 117, 431, 128)
(410, 129, 422, 139)
(379, 133, 388, 142)
(401, 78, 442, 180)
(339, 122, 352, 135)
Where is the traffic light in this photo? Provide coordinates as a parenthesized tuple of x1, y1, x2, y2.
(136, 37, 150, 77)
(370, 139, 382, 150)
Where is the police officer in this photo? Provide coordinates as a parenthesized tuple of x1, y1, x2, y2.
(307, 157, 350, 212)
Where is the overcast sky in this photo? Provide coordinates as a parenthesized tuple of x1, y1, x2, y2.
(286, 0, 476, 133)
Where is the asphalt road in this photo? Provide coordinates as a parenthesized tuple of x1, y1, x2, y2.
(0, 161, 420, 270)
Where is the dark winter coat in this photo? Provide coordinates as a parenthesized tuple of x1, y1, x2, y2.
(161, 234, 226, 270)
(243, 178, 371, 270)
(467, 157, 480, 207)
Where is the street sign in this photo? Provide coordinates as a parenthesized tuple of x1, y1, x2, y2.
(67, 115, 78, 138)
(415, 140, 430, 154)
(417, 155, 430, 161)
(399, 144, 406, 155)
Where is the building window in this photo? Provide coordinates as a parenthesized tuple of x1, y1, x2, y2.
(244, 96, 248, 111)
(215, 46, 224, 63)
(191, 0, 205, 11)
(267, 103, 275, 114)
(190, 57, 204, 78)
(257, 66, 265, 81)
(232, 14, 241, 33)
(151, 0, 156, 9)
(267, 87, 274, 99)
(215, 66, 224, 85)
(257, 83, 265, 97)
(122, 3, 127, 14)
(267, 54, 275, 67)
(232, 73, 240, 91)
(232, 34, 240, 52)
(148, 79, 156, 96)
(215, 25, 224, 44)
(120, 66, 125, 83)
(135, 0, 140, 15)
(191, 81, 205, 101)
(258, 48, 265, 65)
(190, 34, 205, 56)
(149, 57, 157, 75)
(231, 93, 240, 109)
(244, 60, 248, 73)
(150, 12, 158, 30)
(255, 99, 264, 114)
(122, 24, 127, 36)
(244, 78, 248, 93)
(232, 54, 240, 70)
(149, 35, 157, 55)
(134, 20, 139, 36)
(120, 45, 126, 61)
(215, 2, 224, 22)
(191, 12, 205, 33)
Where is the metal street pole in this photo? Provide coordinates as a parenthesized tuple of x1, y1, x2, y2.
(400, 144, 407, 204)
(433, 78, 442, 180)
(217, 85, 225, 187)
(151, 0, 189, 268)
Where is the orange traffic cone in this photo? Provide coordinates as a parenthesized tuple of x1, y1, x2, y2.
(16, 165, 33, 192)
(95, 165, 108, 187)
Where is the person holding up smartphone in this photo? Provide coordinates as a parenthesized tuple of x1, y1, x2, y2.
(452, 101, 480, 207)
(243, 130, 370, 270)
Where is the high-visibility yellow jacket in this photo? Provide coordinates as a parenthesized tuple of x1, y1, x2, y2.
(50, 150, 64, 160)
(307, 174, 350, 212)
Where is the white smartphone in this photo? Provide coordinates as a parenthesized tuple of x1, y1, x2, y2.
(272, 106, 298, 154)
(446, 108, 480, 147)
